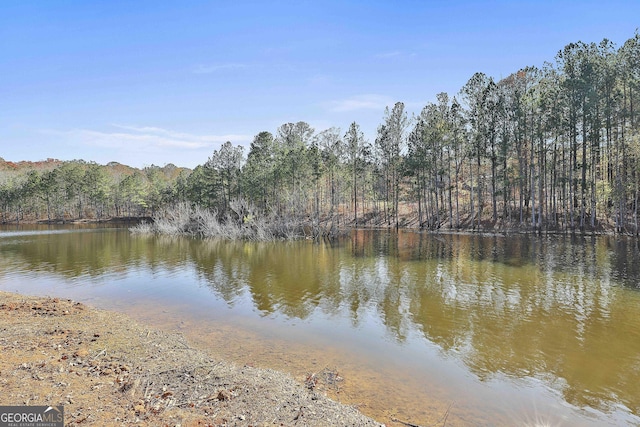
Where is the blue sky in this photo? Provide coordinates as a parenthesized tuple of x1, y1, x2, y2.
(1, 1, 639, 169)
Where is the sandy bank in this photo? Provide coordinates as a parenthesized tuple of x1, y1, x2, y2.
(0, 291, 382, 426)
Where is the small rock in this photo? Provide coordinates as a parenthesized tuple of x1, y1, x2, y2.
(74, 348, 89, 358)
(217, 390, 232, 401)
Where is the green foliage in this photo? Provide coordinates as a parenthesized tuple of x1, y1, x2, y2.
(5, 31, 640, 233)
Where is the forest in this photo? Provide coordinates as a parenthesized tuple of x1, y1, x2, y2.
(2, 32, 640, 234)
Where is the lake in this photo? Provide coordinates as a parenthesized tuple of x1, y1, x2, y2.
(1, 225, 640, 426)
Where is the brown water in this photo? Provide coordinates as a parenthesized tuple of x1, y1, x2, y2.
(1, 225, 640, 426)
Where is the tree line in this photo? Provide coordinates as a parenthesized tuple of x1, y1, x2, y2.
(0, 160, 191, 223)
(2, 32, 640, 233)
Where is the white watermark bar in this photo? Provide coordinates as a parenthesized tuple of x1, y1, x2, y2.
(0, 406, 63, 427)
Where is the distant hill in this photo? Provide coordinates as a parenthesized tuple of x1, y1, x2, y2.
(0, 158, 64, 171)
(0, 158, 190, 177)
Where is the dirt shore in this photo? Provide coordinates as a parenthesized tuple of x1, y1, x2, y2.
(0, 291, 382, 426)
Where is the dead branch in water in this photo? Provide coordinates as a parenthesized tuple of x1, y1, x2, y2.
(391, 417, 424, 427)
(304, 372, 318, 390)
(440, 402, 453, 426)
(130, 201, 347, 241)
(391, 401, 454, 427)
(304, 366, 343, 392)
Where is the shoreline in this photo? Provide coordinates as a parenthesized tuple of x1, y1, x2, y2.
(1, 216, 630, 238)
(0, 291, 381, 426)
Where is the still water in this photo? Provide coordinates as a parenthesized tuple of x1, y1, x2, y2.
(1, 225, 640, 426)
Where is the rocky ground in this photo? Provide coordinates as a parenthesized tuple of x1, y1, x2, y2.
(0, 291, 383, 426)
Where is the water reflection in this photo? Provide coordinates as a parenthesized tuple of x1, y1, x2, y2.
(1, 227, 640, 424)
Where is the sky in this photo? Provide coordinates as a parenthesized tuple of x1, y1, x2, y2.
(1, 1, 639, 169)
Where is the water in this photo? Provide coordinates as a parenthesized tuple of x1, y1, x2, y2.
(1, 225, 640, 426)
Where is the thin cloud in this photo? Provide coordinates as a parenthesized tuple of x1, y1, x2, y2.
(375, 51, 404, 59)
(192, 63, 248, 74)
(44, 126, 252, 151)
(327, 94, 394, 113)
(111, 124, 249, 145)
(374, 50, 418, 60)
(308, 74, 332, 85)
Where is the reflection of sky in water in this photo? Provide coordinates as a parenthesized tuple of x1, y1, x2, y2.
(1, 228, 640, 426)
(0, 230, 74, 237)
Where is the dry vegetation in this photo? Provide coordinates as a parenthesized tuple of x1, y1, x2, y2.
(130, 201, 344, 241)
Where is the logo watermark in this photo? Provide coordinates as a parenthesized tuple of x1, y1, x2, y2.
(0, 406, 63, 427)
